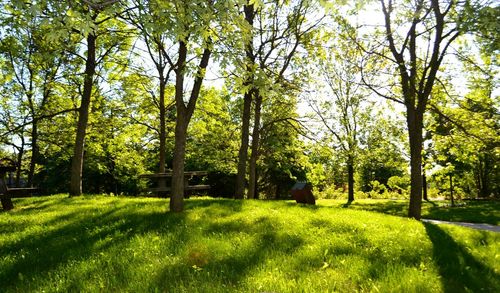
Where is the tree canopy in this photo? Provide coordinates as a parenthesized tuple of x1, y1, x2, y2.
(0, 0, 498, 214)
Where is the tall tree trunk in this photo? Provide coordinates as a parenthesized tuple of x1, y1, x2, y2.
(28, 122, 38, 187)
(235, 91, 252, 199)
(170, 115, 187, 212)
(15, 146, 23, 187)
(70, 33, 96, 196)
(248, 94, 262, 200)
(158, 75, 168, 196)
(476, 161, 484, 198)
(407, 108, 423, 219)
(0, 174, 14, 211)
(422, 167, 428, 201)
(449, 174, 454, 206)
(480, 158, 490, 197)
(169, 38, 211, 212)
(170, 40, 187, 212)
(235, 2, 256, 199)
(347, 156, 354, 202)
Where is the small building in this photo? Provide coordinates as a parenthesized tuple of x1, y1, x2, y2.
(290, 181, 315, 205)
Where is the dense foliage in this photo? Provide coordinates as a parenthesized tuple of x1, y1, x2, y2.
(0, 0, 497, 209)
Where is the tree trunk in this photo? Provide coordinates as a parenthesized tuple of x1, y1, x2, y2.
(407, 108, 423, 220)
(248, 94, 262, 200)
(158, 75, 168, 197)
(235, 91, 252, 199)
(347, 157, 354, 202)
(0, 175, 13, 211)
(169, 37, 210, 212)
(28, 121, 38, 187)
(70, 33, 96, 196)
(449, 174, 454, 207)
(170, 115, 187, 212)
(235, 3, 256, 200)
(422, 167, 428, 201)
(170, 40, 188, 212)
(480, 157, 490, 198)
(15, 146, 23, 187)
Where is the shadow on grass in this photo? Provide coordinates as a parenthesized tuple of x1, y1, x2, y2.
(152, 215, 305, 289)
(0, 200, 190, 290)
(342, 200, 353, 208)
(424, 223, 500, 292)
(0, 198, 246, 291)
(424, 201, 500, 225)
(338, 200, 499, 225)
(0, 197, 251, 291)
(344, 200, 408, 216)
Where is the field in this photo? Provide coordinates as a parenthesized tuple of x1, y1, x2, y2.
(1, 195, 499, 292)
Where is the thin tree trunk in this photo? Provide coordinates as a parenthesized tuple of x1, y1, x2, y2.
(0, 175, 14, 210)
(480, 158, 490, 197)
(422, 166, 428, 201)
(475, 161, 483, 198)
(407, 108, 423, 220)
(347, 157, 354, 202)
(248, 94, 262, 200)
(449, 174, 454, 206)
(235, 2, 256, 200)
(28, 122, 38, 187)
(158, 75, 168, 197)
(70, 33, 96, 196)
(235, 91, 252, 199)
(15, 146, 23, 187)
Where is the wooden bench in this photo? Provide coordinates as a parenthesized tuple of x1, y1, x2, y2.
(139, 171, 210, 197)
(0, 165, 39, 211)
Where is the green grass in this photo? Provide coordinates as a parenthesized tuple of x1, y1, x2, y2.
(318, 199, 500, 225)
(1, 195, 499, 292)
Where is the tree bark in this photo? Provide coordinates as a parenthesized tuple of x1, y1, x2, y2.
(15, 146, 23, 187)
(0, 175, 13, 211)
(170, 115, 188, 212)
(70, 33, 96, 196)
(422, 165, 428, 201)
(449, 174, 454, 206)
(170, 40, 188, 212)
(169, 40, 211, 212)
(235, 2, 256, 200)
(407, 108, 423, 219)
(235, 91, 252, 199)
(158, 74, 168, 196)
(347, 156, 354, 202)
(248, 93, 262, 200)
(27, 121, 38, 187)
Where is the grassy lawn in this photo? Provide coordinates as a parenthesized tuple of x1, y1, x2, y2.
(318, 199, 500, 225)
(1, 195, 499, 292)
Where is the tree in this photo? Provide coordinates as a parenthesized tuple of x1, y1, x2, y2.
(234, 0, 324, 199)
(368, 0, 477, 219)
(427, 48, 499, 199)
(45, 0, 130, 196)
(125, 0, 177, 194)
(234, 1, 257, 199)
(164, 0, 237, 212)
(0, 1, 74, 187)
(309, 21, 370, 202)
(358, 113, 408, 194)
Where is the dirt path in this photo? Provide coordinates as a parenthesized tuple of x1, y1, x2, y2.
(422, 219, 500, 233)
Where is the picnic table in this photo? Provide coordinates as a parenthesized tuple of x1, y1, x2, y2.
(139, 171, 210, 197)
(0, 161, 39, 211)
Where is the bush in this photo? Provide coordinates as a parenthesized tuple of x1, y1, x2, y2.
(314, 185, 346, 199)
(387, 175, 410, 193)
